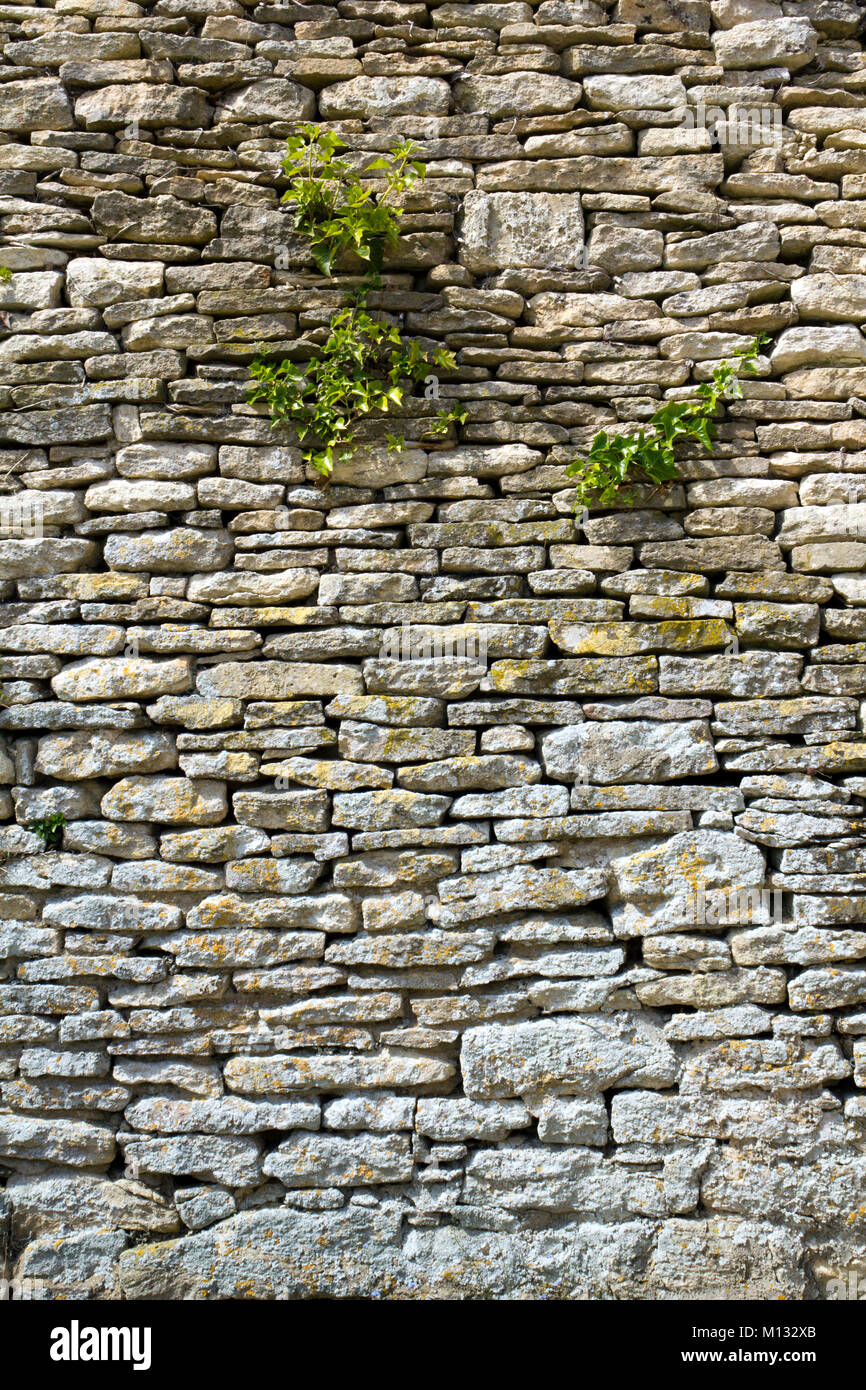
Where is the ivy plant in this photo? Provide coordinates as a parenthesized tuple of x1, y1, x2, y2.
(28, 812, 67, 849)
(249, 294, 460, 477)
(567, 335, 767, 512)
(280, 123, 424, 278)
(248, 124, 463, 479)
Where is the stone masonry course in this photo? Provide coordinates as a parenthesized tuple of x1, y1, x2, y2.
(0, 0, 865, 1302)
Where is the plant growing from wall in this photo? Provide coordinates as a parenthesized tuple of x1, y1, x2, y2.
(248, 124, 463, 478)
(278, 124, 423, 278)
(27, 812, 67, 849)
(567, 335, 767, 512)
(0, 266, 11, 330)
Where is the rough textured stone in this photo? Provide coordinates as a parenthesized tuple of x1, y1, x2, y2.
(0, 0, 862, 1306)
(461, 1016, 678, 1102)
(542, 720, 717, 783)
(460, 192, 584, 274)
(319, 77, 450, 120)
(712, 18, 818, 70)
(101, 777, 226, 826)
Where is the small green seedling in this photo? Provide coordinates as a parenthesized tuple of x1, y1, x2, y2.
(27, 812, 67, 849)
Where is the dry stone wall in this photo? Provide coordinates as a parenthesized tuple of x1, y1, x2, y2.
(1, 0, 866, 1301)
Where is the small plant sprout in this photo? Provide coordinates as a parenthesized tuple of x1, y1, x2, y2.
(27, 812, 67, 849)
(249, 303, 458, 477)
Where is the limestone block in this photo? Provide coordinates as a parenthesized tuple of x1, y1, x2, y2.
(460, 191, 584, 273)
(101, 777, 227, 826)
(319, 77, 450, 119)
(461, 1016, 678, 1101)
(712, 18, 818, 70)
(542, 720, 718, 783)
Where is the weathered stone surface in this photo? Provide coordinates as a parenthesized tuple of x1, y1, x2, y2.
(101, 777, 226, 826)
(215, 80, 315, 124)
(7, 1173, 179, 1239)
(36, 731, 176, 780)
(611, 831, 765, 901)
(415, 1098, 531, 1142)
(187, 892, 356, 935)
(585, 75, 686, 111)
(0, 0, 861, 1305)
(263, 1133, 412, 1187)
(536, 1097, 608, 1146)
(16, 1227, 126, 1298)
(788, 966, 866, 1010)
(438, 865, 606, 925)
(319, 77, 449, 120)
(0, 1113, 115, 1165)
(188, 572, 318, 605)
(542, 720, 717, 783)
(76, 84, 211, 130)
(119, 1135, 261, 1186)
(92, 193, 216, 246)
(712, 18, 817, 70)
(0, 540, 96, 580)
(460, 192, 584, 274)
(124, 1097, 319, 1136)
(198, 662, 362, 699)
(771, 326, 866, 374)
(659, 654, 802, 698)
(225, 1053, 455, 1096)
(462, 1016, 678, 1102)
(104, 529, 233, 574)
(611, 1091, 822, 1146)
(0, 79, 73, 132)
(115, 1203, 804, 1300)
(232, 790, 329, 832)
(455, 74, 581, 119)
(702, 1147, 866, 1230)
(52, 658, 193, 701)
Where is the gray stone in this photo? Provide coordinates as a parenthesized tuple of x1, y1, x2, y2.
(712, 18, 818, 70)
(461, 1016, 678, 1102)
(460, 192, 584, 273)
(0, 79, 73, 132)
(319, 77, 450, 120)
(214, 79, 315, 124)
(542, 720, 717, 783)
(263, 1132, 413, 1187)
(101, 777, 226, 826)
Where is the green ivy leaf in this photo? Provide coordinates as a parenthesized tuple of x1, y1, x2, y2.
(565, 337, 764, 511)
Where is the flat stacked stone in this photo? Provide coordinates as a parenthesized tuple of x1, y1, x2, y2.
(0, 0, 864, 1301)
